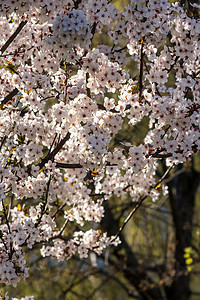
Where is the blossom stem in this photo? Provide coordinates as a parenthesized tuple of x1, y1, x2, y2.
(139, 41, 144, 102)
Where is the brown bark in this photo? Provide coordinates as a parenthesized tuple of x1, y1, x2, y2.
(165, 162, 199, 300)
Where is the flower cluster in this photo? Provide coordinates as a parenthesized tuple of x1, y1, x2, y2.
(80, 0, 120, 33)
(124, 0, 171, 56)
(41, 229, 120, 260)
(0, 0, 33, 15)
(47, 9, 92, 62)
(0, 0, 66, 17)
(83, 49, 129, 93)
(0, 203, 58, 285)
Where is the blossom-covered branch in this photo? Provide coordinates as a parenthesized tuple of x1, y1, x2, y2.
(0, 0, 199, 290)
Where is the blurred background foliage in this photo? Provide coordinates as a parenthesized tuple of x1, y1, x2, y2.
(1, 0, 200, 299)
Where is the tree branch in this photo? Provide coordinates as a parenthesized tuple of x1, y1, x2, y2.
(38, 132, 71, 169)
(73, 0, 82, 9)
(0, 21, 28, 105)
(139, 40, 144, 102)
(1, 88, 19, 105)
(0, 20, 28, 54)
(55, 162, 82, 169)
(112, 165, 173, 242)
(86, 72, 91, 98)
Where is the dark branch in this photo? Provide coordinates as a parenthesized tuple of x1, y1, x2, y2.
(111, 45, 127, 54)
(86, 72, 91, 98)
(112, 165, 173, 241)
(139, 41, 144, 101)
(0, 46, 34, 58)
(1, 88, 19, 105)
(0, 21, 29, 105)
(0, 20, 28, 54)
(55, 162, 82, 169)
(91, 22, 97, 36)
(0, 136, 6, 151)
(73, 0, 82, 9)
(38, 132, 71, 169)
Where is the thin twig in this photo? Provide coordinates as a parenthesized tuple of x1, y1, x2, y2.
(139, 41, 144, 101)
(55, 161, 117, 169)
(48, 133, 58, 155)
(0, 46, 34, 58)
(86, 277, 110, 300)
(55, 162, 82, 169)
(111, 45, 127, 54)
(0, 136, 6, 151)
(38, 132, 71, 169)
(52, 203, 66, 219)
(2, 199, 13, 258)
(91, 22, 97, 37)
(21, 176, 51, 247)
(7, 194, 14, 220)
(86, 72, 91, 98)
(111, 165, 173, 241)
(58, 218, 69, 236)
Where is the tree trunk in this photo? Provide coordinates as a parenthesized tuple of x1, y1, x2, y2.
(165, 162, 199, 300)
